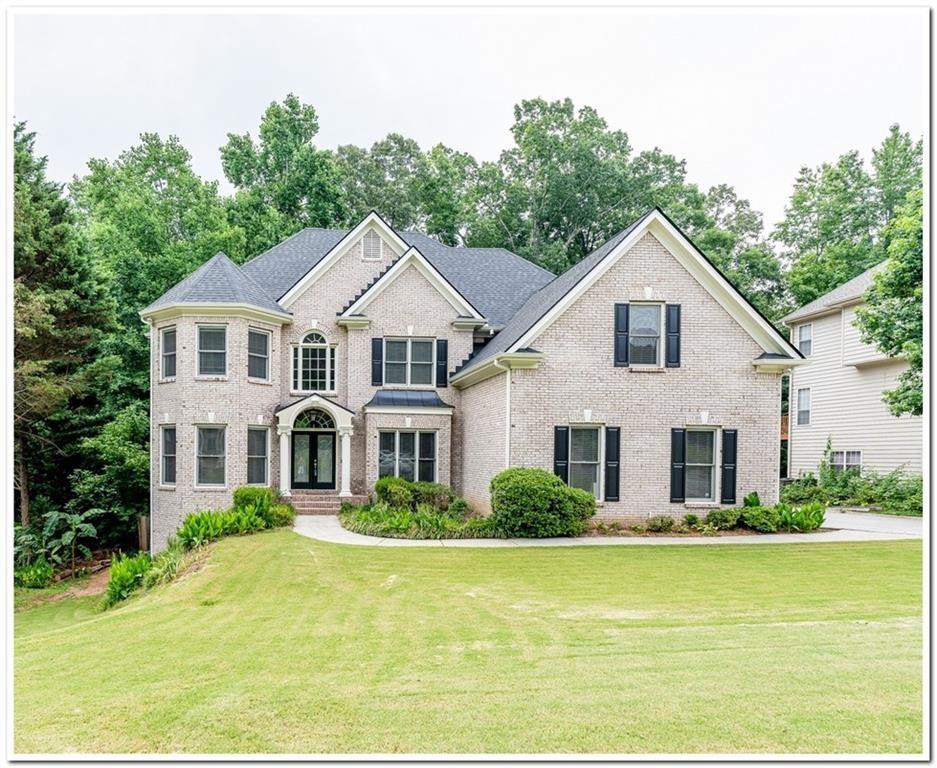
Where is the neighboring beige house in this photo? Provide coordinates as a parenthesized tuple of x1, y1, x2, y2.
(141, 208, 804, 549)
(782, 265, 922, 479)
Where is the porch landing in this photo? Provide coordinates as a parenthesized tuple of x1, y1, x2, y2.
(288, 490, 369, 515)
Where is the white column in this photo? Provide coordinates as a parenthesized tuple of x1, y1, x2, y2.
(278, 427, 291, 497)
(339, 428, 352, 497)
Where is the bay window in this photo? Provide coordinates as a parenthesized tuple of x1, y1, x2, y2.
(292, 331, 336, 392)
(197, 326, 227, 376)
(196, 426, 226, 486)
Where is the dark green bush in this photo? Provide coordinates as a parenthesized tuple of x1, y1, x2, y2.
(740, 505, 780, 533)
(103, 551, 151, 608)
(565, 487, 597, 524)
(14, 555, 54, 589)
(374, 476, 413, 508)
(489, 468, 593, 538)
(447, 497, 470, 518)
(704, 507, 741, 530)
(743, 491, 761, 508)
(265, 503, 295, 527)
(340, 501, 500, 540)
(646, 515, 675, 532)
(780, 474, 823, 505)
(411, 481, 455, 511)
(684, 513, 700, 528)
(233, 486, 273, 516)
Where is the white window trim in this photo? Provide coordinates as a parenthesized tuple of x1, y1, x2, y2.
(383, 337, 436, 388)
(628, 302, 664, 369)
(830, 450, 862, 473)
(291, 331, 337, 395)
(247, 327, 272, 383)
(685, 427, 720, 503)
(160, 424, 176, 487)
(796, 387, 811, 426)
(195, 424, 227, 488)
(196, 324, 228, 378)
(568, 423, 605, 501)
(361, 230, 383, 261)
(378, 430, 438, 482)
(160, 326, 177, 381)
(798, 323, 813, 357)
(247, 426, 270, 486)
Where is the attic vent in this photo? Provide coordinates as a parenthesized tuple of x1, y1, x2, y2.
(362, 231, 382, 261)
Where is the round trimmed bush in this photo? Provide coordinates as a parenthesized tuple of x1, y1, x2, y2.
(740, 505, 781, 533)
(374, 476, 413, 508)
(489, 468, 595, 538)
(704, 507, 741, 530)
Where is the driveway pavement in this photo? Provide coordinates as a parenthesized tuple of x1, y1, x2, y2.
(293, 511, 921, 548)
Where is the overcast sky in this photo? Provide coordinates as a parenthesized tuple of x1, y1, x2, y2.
(12, 7, 927, 231)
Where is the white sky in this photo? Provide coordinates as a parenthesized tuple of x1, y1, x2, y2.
(12, 7, 928, 231)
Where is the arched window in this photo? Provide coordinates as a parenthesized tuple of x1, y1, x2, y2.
(362, 230, 382, 261)
(292, 331, 337, 392)
(294, 408, 335, 430)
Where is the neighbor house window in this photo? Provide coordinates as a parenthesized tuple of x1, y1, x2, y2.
(384, 338, 434, 386)
(830, 450, 861, 474)
(196, 426, 226, 486)
(797, 388, 811, 425)
(378, 431, 436, 482)
(292, 331, 336, 392)
(247, 427, 268, 485)
(569, 427, 601, 497)
(685, 429, 716, 501)
(197, 326, 227, 376)
(161, 327, 176, 378)
(798, 324, 813, 356)
(161, 426, 176, 485)
(629, 304, 662, 366)
(362, 230, 383, 260)
(248, 329, 270, 380)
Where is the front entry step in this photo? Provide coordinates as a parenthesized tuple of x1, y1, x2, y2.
(289, 491, 369, 515)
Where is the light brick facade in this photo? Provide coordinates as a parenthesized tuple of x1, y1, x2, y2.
(147, 217, 787, 548)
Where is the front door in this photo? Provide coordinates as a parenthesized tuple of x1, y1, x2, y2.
(291, 432, 336, 490)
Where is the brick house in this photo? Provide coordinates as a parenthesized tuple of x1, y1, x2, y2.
(141, 208, 803, 548)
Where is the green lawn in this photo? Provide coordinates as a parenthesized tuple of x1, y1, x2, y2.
(15, 531, 922, 755)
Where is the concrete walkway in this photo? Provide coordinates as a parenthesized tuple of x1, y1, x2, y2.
(293, 511, 921, 548)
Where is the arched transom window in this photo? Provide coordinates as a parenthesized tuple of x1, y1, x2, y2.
(292, 331, 336, 392)
(294, 408, 335, 430)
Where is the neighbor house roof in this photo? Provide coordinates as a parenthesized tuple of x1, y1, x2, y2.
(141, 252, 290, 318)
(781, 263, 886, 324)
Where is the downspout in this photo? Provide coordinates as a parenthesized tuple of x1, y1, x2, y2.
(492, 357, 511, 469)
(146, 318, 154, 555)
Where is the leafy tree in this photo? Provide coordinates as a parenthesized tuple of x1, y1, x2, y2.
(13, 122, 114, 526)
(872, 124, 923, 226)
(221, 94, 345, 250)
(414, 144, 478, 245)
(855, 188, 923, 416)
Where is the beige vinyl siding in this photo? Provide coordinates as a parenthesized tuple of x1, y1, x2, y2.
(788, 308, 922, 477)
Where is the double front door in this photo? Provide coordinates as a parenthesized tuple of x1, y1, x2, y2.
(291, 432, 335, 490)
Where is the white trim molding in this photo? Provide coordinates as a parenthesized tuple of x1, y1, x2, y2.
(451, 350, 543, 389)
(363, 405, 453, 416)
(140, 303, 291, 325)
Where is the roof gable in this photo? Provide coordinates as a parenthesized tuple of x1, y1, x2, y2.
(781, 263, 885, 324)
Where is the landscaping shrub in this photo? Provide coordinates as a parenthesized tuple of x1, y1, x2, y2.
(743, 491, 761, 508)
(176, 510, 230, 549)
(780, 474, 823, 505)
(646, 515, 675, 533)
(489, 467, 594, 538)
(374, 476, 413, 508)
(14, 555, 54, 589)
(265, 503, 296, 527)
(411, 481, 455, 511)
(340, 501, 499, 540)
(778, 501, 825, 532)
(783, 466, 922, 515)
(103, 551, 151, 608)
(447, 497, 470, 518)
(233, 486, 273, 516)
(143, 540, 186, 589)
(684, 513, 700, 528)
(704, 507, 741, 530)
(740, 505, 780, 533)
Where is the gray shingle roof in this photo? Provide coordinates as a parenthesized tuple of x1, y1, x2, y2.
(364, 389, 453, 409)
(241, 228, 346, 301)
(142, 252, 289, 317)
(781, 263, 886, 324)
(452, 210, 654, 377)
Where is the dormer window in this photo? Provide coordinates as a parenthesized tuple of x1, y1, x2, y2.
(362, 230, 383, 261)
(292, 331, 337, 393)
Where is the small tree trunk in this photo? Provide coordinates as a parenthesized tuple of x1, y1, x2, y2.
(16, 438, 30, 527)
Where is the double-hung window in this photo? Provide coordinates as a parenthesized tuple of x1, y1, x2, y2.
(798, 324, 813, 356)
(247, 427, 268, 484)
(568, 427, 601, 497)
(197, 326, 227, 376)
(378, 431, 436, 482)
(685, 429, 716, 501)
(384, 338, 434, 386)
(248, 329, 270, 380)
(293, 332, 336, 392)
(161, 327, 176, 378)
(196, 426, 226, 486)
(830, 450, 861, 474)
(629, 304, 662, 366)
(161, 426, 176, 485)
(796, 388, 811, 425)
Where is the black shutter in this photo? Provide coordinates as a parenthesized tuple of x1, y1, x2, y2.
(670, 428, 686, 503)
(721, 429, 738, 505)
(371, 337, 383, 386)
(614, 303, 629, 366)
(604, 427, 620, 502)
(435, 339, 448, 388)
(553, 426, 569, 483)
(666, 304, 681, 368)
